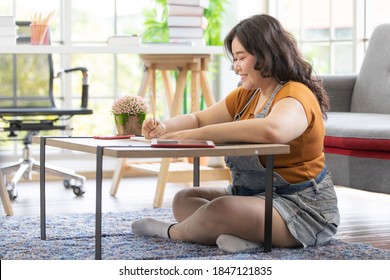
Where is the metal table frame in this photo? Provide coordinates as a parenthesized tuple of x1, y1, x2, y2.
(36, 136, 289, 259)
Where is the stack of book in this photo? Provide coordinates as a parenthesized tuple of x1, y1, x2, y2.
(167, 0, 209, 46)
(0, 16, 17, 46)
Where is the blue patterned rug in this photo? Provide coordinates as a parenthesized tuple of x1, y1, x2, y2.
(1, 208, 389, 260)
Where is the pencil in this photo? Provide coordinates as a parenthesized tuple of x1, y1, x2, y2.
(150, 94, 156, 125)
(151, 70, 157, 125)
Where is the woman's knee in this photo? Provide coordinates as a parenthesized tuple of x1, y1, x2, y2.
(172, 188, 228, 222)
(203, 196, 231, 212)
(173, 187, 226, 210)
(172, 188, 202, 221)
(172, 188, 195, 208)
(199, 196, 234, 224)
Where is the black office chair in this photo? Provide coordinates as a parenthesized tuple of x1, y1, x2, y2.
(0, 21, 93, 201)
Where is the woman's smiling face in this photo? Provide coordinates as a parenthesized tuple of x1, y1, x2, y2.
(232, 37, 262, 90)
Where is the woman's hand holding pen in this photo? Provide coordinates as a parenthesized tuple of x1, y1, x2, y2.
(142, 118, 165, 139)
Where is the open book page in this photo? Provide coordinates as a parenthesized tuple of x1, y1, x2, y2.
(130, 136, 151, 143)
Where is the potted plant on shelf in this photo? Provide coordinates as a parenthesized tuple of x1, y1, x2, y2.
(112, 95, 148, 136)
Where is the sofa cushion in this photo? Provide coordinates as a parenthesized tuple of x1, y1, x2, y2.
(325, 153, 390, 194)
(324, 112, 390, 159)
(351, 24, 390, 114)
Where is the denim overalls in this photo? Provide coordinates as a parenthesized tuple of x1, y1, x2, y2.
(225, 84, 340, 247)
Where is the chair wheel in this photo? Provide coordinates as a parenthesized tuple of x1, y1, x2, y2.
(63, 179, 72, 189)
(63, 179, 85, 196)
(7, 188, 18, 201)
(72, 185, 85, 196)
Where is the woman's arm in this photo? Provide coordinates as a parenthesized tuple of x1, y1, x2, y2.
(161, 97, 309, 144)
(143, 92, 308, 144)
(142, 98, 232, 139)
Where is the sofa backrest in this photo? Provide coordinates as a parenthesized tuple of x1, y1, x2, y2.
(351, 24, 390, 114)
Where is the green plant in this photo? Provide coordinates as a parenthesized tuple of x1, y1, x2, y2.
(204, 0, 228, 45)
(142, 0, 169, 43)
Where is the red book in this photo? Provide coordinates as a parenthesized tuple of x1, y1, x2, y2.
(93, 135, 134, 139)
(151, 139, 215, 148)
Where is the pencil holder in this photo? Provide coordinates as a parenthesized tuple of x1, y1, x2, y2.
(30, 24, 49, 45)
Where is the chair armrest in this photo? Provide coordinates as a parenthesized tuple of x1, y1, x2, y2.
(57, 67, 89, 108)
(321, 74, 357, 112)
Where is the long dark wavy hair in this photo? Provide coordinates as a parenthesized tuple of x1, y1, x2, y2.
(224, 14, 330, 119)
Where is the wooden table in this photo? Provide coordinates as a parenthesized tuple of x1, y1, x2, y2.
(34, 136, 290, 260)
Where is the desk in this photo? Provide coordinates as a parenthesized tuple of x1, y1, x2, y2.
(33, 136, 290, 259)
(138, 53, 215, 116)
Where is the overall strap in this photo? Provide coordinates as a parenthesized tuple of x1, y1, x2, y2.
(233, 88, 261, 121)
(255, 83, 284, 119)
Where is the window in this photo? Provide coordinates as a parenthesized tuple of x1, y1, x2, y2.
(0, 0, 155, 156)
(270, 0, 390, 74)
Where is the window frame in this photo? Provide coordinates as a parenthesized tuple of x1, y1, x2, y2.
(268, 0, 375, 74)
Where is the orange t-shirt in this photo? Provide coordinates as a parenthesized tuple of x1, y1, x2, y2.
(225, 81, 325, 183)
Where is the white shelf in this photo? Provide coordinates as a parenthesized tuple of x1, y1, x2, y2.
(0, 44, 224, 55)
